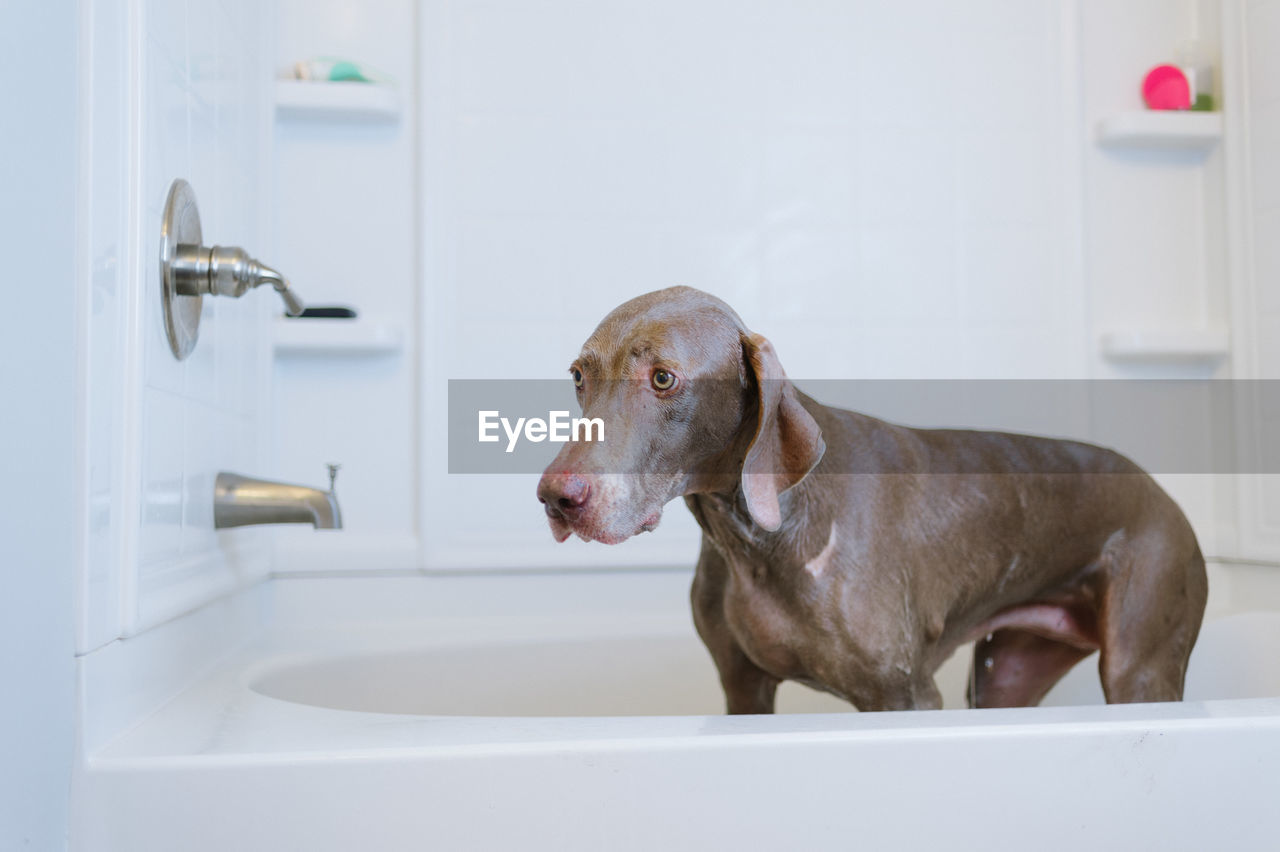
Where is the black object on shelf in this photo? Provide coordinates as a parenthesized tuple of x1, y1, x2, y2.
(290, 306, 358, 319)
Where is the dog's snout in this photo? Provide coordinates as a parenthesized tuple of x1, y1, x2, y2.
(537, 473, 591, 519)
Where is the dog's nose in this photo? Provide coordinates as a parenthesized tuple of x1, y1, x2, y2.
(537, 473, 591, 519)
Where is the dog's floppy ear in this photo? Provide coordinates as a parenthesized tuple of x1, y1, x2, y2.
(739, 332, 826, 531)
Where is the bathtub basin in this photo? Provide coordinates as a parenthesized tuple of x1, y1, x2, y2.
(79, 569, 1280, 851)
(248, 611, 1280, 716)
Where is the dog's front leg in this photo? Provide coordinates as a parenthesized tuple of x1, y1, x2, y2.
(691, 541, 779, 714)
(713, 645, 780, 714)
(703, 638, 779, 714)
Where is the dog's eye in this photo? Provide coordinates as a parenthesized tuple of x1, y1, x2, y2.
(652, 369, 677, 391)
(571, 368, 584, 388)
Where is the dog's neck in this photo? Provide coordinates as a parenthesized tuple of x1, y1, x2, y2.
(684, 473, 819, 569)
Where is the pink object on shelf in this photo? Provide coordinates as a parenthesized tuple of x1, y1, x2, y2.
(1142, 64, 1192, 110)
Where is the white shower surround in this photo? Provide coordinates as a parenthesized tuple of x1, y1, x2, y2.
(63, 1, 1280, 849)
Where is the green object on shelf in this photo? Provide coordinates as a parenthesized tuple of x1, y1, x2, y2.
(1191, 93, 1215, 112)
(328, 60, 369, 83)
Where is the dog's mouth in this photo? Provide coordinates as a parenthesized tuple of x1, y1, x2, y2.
(545, 506, 663, 545)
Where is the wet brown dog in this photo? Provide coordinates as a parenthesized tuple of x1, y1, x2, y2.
(537, 287, 1207, 712)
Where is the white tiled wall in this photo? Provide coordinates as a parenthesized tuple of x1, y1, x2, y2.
(431, 0, 1085, 387)
(82, 0, 130, 653)
(257, 1, 1259, 571)
(418, 0, 1092, 569)
(80, 0, 274, 648)
(1080, 0, 1230, 372)
(1245, 0, 1280, 376)
(270, 0, 421, 571)
(1234, 0, 1280, 560)
(1077, 0, 1228, 548)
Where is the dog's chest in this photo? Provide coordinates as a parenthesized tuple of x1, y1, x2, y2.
(715, 538, 929, 692)
(691, 496, 881, 683)
(721, 566, 811, 679)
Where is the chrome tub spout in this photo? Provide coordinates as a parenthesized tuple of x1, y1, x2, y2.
(214, 468, 342, 530)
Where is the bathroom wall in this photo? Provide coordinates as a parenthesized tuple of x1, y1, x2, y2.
(414, 0, 1094, 569)
(413, 0, 1233, 569)
(270, 0, 421, 572)
(1, 3, 79, 847)
(79, 0, 275, 650)
(261, 0, 1274, 572)
(1081, 0, 1230, 365)
(1230, 0, 1280, 559)
(1078, 0, 1229, 553)
(1244, 1, 1280, 372)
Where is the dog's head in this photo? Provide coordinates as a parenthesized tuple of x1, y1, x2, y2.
(536, 286, 825, 544)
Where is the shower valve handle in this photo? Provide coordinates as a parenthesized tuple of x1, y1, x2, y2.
(171, 243, 305, 317)
(160, 179, 303, 360)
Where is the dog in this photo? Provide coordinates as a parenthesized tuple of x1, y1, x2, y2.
(537, 286, 1207, 712)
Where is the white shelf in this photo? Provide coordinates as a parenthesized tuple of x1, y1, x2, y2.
(1099, 328, 1230, 364)
(1095, 111, 1222, 151)
(273, 318, 404, 356)
(274, 80, 401, 122)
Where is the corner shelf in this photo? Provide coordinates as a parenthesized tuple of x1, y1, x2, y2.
(274, 80, 401, 122)
(1099, 327, 1230, 364)
(273, 318, 404, 356)
(1095, 111, 1222, 151)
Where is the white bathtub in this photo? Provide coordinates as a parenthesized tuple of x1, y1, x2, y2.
(79, 568, 1280, 851)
